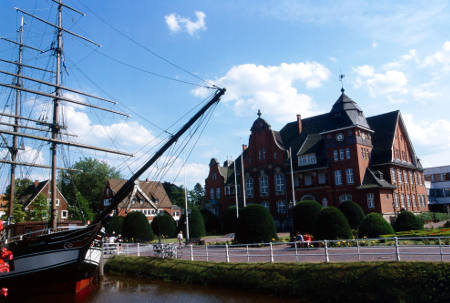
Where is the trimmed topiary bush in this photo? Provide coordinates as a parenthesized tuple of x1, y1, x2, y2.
(393, 210, 424, 232)
(179, 206, 206, 238)
(359, 213, 394, 238)
(151, 211, 177, 238)
(105, 214, 124, 236)
(235, 204, 277, 243)
(338, 200, 365, 230)
(314, 207, 352, 240)
(200, 208, 220, 235)
(293, 200, 322, 234)
(123, 211, 154, 242)
(222, 206, 238, 234)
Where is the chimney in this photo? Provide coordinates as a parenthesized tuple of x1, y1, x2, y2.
(34, 180, 39, 188)
(242, 144, 248, 151)
(297, 114, 302, 134)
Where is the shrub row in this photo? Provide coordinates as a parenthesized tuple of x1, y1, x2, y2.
(105, 256, 450, 303)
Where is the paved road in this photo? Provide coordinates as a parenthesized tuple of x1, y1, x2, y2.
(126, 243, 450, 263)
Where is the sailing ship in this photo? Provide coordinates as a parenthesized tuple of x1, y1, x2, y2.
(0, 0, 225, 297)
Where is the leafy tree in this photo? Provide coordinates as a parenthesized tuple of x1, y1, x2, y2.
(359, 213, 394, 238)
(122, 211, 154, 242)
(151, 211, 177, 238)
(179, 206, 206, 238)
(393, 211, 424, 232)
(222, 206, 238, 234)
(235, 204, 277, 244)
(10, 203, 27, 223)
(189, 183, 206, 207)
(28, 194, 50, 221)
(314, 207, 352, 240)
(105, 214, 125, 236)
(4, 178, 33, 203)
(293, 200, 322, 234)
(338, 200, 365, 230)
(68, 192, 94, 223)
(59, 157, 121, 213)
(200, 208, 220, 235)
(162, 182, 186, 207)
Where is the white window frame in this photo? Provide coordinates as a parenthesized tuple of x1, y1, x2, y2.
(345, 168, 354, 184)
(261, 201, 269, 209)
(276, 201, 288, 215)
(339, 149, 344, 160)
(345, 148, 351, 159)
(367, 193, 375, 209)
(246, 177, 254, 197)
(210, 188, 214, 200)
(335, 170, 342, 185)
(333, 150, 338, 161)
(216, 187, 221, 199)
(397, 169, 402, 184)
(412, 195, 417, 209)
(275, 174, 285, 193)
(318, 172, 326, 184)
(61, 210, 68, 219)
(339, 194, 352, 203)
(403, 170, 408, 184)
(400, 194, 405, 208)
(406, 195, 411, 208)
(304, 174, 312, 186)
(225, 186, 231, 196)
(394, 194, 399, 208)
(260, 175, 269, 196)
(391, 168, 396, 184)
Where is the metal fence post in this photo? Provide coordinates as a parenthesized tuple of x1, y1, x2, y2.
(394, 237, 401, 262)
(99, 241, 104, 277)
(137, 243, 140, 257)
(439, 238, 443, 262)
(225, 244, 230, 263)
(270, 242, 274, 263)
(205, 244, 209, 262)
(324, 240, 330, 263)
(295, 241, 299, 262)
(246, 245, 250, 263)
(356, 239, 361, 262)
(190, 244, 194, 261)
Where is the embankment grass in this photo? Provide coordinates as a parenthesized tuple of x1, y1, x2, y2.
(105, 256, 449, 303)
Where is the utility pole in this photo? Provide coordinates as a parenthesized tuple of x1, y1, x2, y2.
(241, 145, 246, 208)
(233, 159, 239, 218)
(289, 147, 296, 207)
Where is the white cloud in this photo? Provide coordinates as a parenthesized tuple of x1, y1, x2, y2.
(193, 62, 330, 122)
(354, 66, 407, 97)
(372, 41, 378, 48)
(165, 11, 207, 36)
(422, 41, 450, 71)
(402, 113, 450, 167)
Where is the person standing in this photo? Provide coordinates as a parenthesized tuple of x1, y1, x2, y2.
(177, 230, 183, 246)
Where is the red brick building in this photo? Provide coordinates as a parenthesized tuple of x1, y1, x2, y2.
(205, 89, 428, 230)
(101, 179, 181, 223)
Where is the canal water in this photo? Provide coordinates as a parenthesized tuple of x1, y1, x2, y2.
(17, 276, 301, 303)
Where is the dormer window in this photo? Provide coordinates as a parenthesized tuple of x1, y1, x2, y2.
(298, 153, 317, 166)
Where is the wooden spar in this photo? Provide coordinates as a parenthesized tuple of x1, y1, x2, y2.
(0, 121, 77, 137)
(0, 112, 57, 127)
(0, 37, 44, 53)
(94, 87, 226, 224)
(0, 129, 133, 156)
(0, 159, 82, 172)
(0, 83, 128, 117)
(50, 0, 85, 16)
(15, 8, 101, 47)
(0, 69, 117, 104)
(0, 58, 55, 74)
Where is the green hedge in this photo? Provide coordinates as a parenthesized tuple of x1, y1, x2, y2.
(359, 213, 394, 238)
(122, 211, 154, 242)
(393, 211, 424, 232)
(235, 204, 277, 243)
(151, 211, 177, 238)
(338, 200, 365, 229)
(105, 256, 450, 303)
(314, 207, 352, 240)
(293, 200, 322, 234)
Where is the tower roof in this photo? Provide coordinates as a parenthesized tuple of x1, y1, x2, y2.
(329, 89, 370, 129)
(250, 110, 271, 132)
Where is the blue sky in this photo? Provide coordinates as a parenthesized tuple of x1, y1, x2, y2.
(0, 0, 450, 189)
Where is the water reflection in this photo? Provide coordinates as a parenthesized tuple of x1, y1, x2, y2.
(14, 276, 300, 303)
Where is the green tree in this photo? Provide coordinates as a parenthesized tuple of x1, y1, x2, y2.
(179, 206, 206, 238)
(393, 211, 424, 232)
(67, 192, 94, 223)
(11, 203, 27, 223)
(151, 211, 177, 238)
(162, 182, 186, 207)
(200, 208, 220, 235)
(235, 204, 277, 244)
(28, 194, 50, 221)
(314, 207, 352, 240)
(105, 214, 125, 235)
(338, 200, 365, 230)
(293, 200, 322, 234)
(189, 183, 206, 207)
(359, 213, 394, 238)
(122, 211, 154, 242)
(222, 206, 238, 234)
(59, 157, 121, 213)
(4, 178, 33, 202)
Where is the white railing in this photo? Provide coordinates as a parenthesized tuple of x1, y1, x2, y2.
(102, 236, 450, 263)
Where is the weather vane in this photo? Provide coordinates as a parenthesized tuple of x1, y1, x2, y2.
(339, 74, 345, 92)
